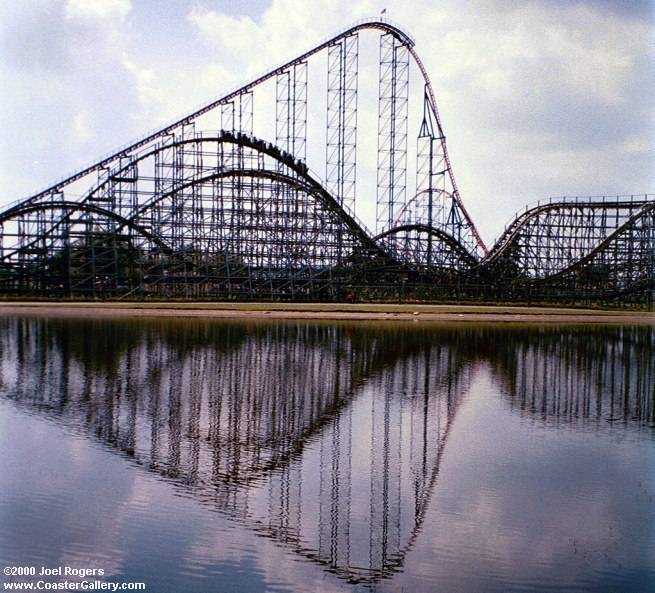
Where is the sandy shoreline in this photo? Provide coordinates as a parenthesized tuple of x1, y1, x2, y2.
(0, 302, 652, 324)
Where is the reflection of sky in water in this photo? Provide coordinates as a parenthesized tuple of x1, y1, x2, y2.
(0, 318, 653, 593)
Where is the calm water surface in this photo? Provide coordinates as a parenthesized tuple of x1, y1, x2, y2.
(0, 317, 654, 593)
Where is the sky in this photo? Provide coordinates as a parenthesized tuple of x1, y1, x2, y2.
(0, 0, 653, 242)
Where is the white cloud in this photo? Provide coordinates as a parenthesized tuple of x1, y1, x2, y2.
(65, 0, 131, 21)
(189, 9, 263, 55)
(0, 0, 164, 198)
(121, 53, 160, 113)
(72, 110, 92, 144)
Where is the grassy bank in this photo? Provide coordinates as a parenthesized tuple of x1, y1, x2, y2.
(0, 301, 652, 324)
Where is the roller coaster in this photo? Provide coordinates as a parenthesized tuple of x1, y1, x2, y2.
(0, 19, 653, 304)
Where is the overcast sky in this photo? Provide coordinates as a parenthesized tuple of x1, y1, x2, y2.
(1, 0, 653, 242)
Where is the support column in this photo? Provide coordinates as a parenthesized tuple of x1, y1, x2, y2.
(376, 33, 409, 233)
(276, 62, 307, 161)
(326, 34, 359, 211)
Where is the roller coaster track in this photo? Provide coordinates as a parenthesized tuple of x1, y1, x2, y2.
(374, 223, 479, 269)
(535, 201, 655, 287)
(406, 47, 486, 254)
(98, 135, 386, 256)
(483, 199, 649, 263)
(0, 134, 391, 272)
(0, 200, 169, 254)
(11, 20, 413, 207)
(7, 18, 484, 250)
(480, 197, 653, 276)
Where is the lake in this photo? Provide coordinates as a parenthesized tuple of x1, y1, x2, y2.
(1, 316, 653, 593)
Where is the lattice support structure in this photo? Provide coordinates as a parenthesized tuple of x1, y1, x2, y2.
(403, 87, 479, 260)
(275, 63, 308, 284)
(326, 34, 358, 210)
(276, 63, 307, 161)
(376, 33, 409, 233)
(221, 92, 253, 135)
(415, 88, 444, 228)
(487, 198, 650, 280)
